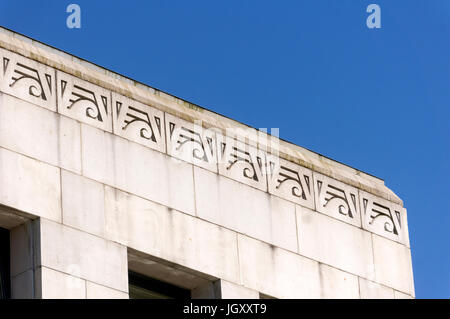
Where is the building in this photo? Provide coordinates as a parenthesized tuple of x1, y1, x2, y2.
(0, 27, 414, 299)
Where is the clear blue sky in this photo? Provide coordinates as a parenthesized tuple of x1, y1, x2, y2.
(1, 0, 448, 298)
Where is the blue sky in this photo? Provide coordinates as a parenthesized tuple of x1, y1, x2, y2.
(1, 0, 449, 298)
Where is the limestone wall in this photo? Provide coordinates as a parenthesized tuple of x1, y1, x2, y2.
(0, 27, 414, 299)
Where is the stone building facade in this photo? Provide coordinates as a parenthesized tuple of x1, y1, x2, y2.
(0, 27, 414, 299)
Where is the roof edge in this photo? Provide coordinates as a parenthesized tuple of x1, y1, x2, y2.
(0, 25, 403, 205)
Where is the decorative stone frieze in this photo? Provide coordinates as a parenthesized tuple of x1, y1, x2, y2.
(217, 134, 267, 191)
(57, 70, 112, 132)
(313, 172, 361, 227)
(0, 33, 409, 247)
(267, 155, 314, 210)
(165, 113, 218, 172)
(0, 28, 415, 300)
(360, 190, 408, 245)
(112, 92, 165, 153)
(0, 48, 56, 111)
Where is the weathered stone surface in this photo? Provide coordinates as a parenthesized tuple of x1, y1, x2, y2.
(166, 113, 217, 172)
(112, 92, 165, 153)
(0, 47, 56, 111)
(296, 205, 374, 279)
(358, 277, 395, 299)
(194, 166, 298, 252)
(0, 147, 61, 222)
(36, 267, 86, 299)
(319, 263, 359, 299)
(86, 281, 129, 299)
(267, 154, 314, 210)
(360, 190, 409, 246)
(57, 70, 112, 132)
(38, 218, 128, 292)
(313, 172, 361, 227)
(81, 124, 196, 216)
(61, 170, 105, 237)
(217, 135, 267, 191)
(394, 290, 413, 299)
(238, 235, 321, 299)
(219, 280, 260, 299)
(372, 234, 415, 296)
(104, 187, 240, 284)
(0, 94, 81, 174)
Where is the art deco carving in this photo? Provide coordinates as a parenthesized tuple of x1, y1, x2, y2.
(112, 93, 165, 152)
(0, 48, 56, 111)
(218, 135, 267, 191)
(0, 46, 411, 248)
(313, 172, 361, 227)
(166, 113, 217, 172)
(57, 71, 112, 132)
(360, 190, 408, 245)
(267, 155, 314, 209)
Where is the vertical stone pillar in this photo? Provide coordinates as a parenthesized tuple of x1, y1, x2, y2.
(10, 218, 129, 299)
(10, 220, 39, 298)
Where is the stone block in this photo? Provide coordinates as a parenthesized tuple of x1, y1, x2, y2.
(296, 205, 374, 279)
(267, 154, 314, 210)
(81, 124, 195, 216)
(58, 115, 82, 174)
(112, 92, 165, 153)
(166, 113, 217, 172)
(0, 48, 56, 111)
(104, 186, 240, 284)
(57, 70, 112, 132)
(313, 172, 361, 227)
(38, 218, 128, 292)
(0, 148, 61, 222)
(0, 94, 81, 173)
(394, 290, 413, 299)
(372, 234, 414, 295)
(61, 170, 105, 237)
(194, 166, 298, 252)
(219, 280, 260, 299)
(319, 264, 359, 299)
(238, 235, 321, 298)
(358, 277, 394, 299)
(360, 190, 409, 245)
(217, 134, 267, 191)
(86, 281, 129, 299)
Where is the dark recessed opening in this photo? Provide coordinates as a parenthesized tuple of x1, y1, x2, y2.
(0, 227, 11, 299)
(128, 271, 191, 299)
